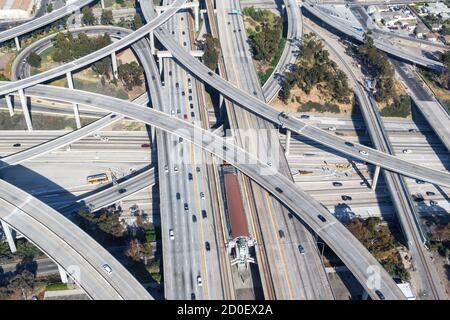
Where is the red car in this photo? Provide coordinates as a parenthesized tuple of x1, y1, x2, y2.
(183, 114, 188, 120)
(141, 143, 150, 148)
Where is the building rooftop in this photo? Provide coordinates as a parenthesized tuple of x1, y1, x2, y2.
(0, 0, 33, 10)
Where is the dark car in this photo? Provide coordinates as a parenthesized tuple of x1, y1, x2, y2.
(188, 173, 193, 181)
(317, 214, 327, 223)
(190, 103, 194, 109)
(345, 141, 354, 147)
(179, 137, 183, 143)
(184, 203, 189, 211)
(192, 215, 197, 223)
(205, 241, 210, 251)
(288, 213, 293, 219)
(196, 167, 200, 173)
(191, 293, 196, 300)
(202, 210, 207, 219)
(416, 179, 425, 184)
(181, 91, 185, 96)
(298, 245, 305, 254)
(183, 41, 187, 46)
(300, 115, 310, 119)
(176, 192, 181, 200)
(341, 195, 352, 201)
(412, 193, 424, 202)
(169, 71, 173, 76)
(333, 182, 343, 187)
(141, 143, 150, 148)
(426, 191, 435, 196)
(118, 188, 126, 194)
(275, 187, 283, 193)
(13, 143, 21, 147)
(375, 290, 385, 300)
(278, 230, 285, 238)
(208, 71, 213, 76)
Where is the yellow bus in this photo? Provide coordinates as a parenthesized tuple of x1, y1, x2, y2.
(86, 173, 109, 184)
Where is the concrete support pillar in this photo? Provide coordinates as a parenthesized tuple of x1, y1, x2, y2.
(66, 72, 81, 129)
(219, 94, 224, 108)
(14, 37, 20, 51)
(100, 0, 105, 9)
(58, 265, 69, 284)
(361, 290, 369, 300)
(285, 129, 291, 156)
(5, 95, 14, 116)
(1, 220, 17, 253)
(149, 31, 155, 55)
(151, 126, 156, 145)
(371, 166, 380, 191)
(111, 52, 118, 78)
(158, 56, 163, 76)
(194, 4, 199, 32)
(18, 89, 32, 131)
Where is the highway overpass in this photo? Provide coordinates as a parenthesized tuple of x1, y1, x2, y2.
(13, 83, 407, 299)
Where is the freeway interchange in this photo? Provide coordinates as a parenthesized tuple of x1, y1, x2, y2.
(0, 0, 449, 300)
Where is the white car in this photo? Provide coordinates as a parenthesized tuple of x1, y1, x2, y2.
(169, 229, 174, 240)
(267, 161, 272, 167)
(102, 264, 113, 275)
(164, 165, 169, 173)
(200, 192, 205, 199)
(170, 109, 175, 116)
(197, 275, 203, 287)
(174, 166, 179, 173)
(359, 150, 369, 156)
(328, 126, 336, 131)
(101, 137, 109, 142)
(402, 149, 412, 154)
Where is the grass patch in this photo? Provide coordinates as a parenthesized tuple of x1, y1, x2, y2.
(73, 78, 129, 100)
(298, 101, 340, 114)
(45, 283, 68, 291)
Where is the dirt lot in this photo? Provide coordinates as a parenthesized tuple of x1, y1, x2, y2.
(271, 85, 354, 115)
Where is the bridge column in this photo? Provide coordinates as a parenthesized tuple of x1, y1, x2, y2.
(18, 89, 32, 131)
(58, 265, 69, 284)
(5, 95, 14, 116)
(149, 31, 155, 55)
(111, 52, 118, 78)
(194, 2, 199, 32)
(14, 37, 20, 51)
(1, 220, 17, 253)
(371, 166, 380, 191)
(66, 72, 82, 129)
(150, 126, 156, 145)
(158, 56, 163, 76)
(285, 129, 291, 156)
(100, 0, 105, 9)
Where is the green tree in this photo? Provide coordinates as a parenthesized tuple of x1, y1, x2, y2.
(16, 240, 40, 261)
(202, 34, 220, 71)
(26, 51, 41, 68)
(117, 61, 144, 90)
(46, 3, 53, 13)
(82, 6, 96, 26)
(0, 73, 9, 81)
(133, 13, 143, 30)
(101, 9, 114, 25)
